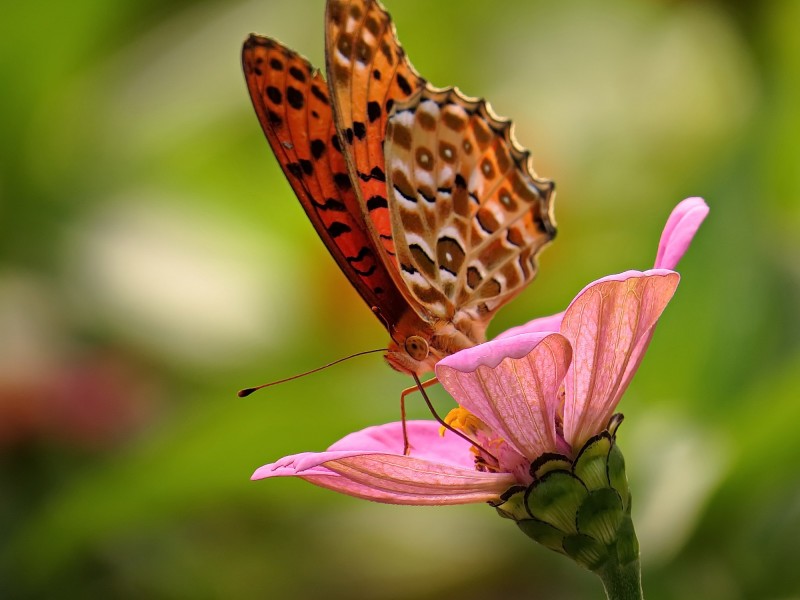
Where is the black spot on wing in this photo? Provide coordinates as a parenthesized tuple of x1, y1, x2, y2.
(310, 139, 326, 160)
(358, 167, 386, 182)
(286, 162, 303, 179)
(367, 196, 388, 211)
(311, 85, 329, 105)
(299, 159, 313, 175)
(286, 87, 304, 109)
(396, 74, 412, 96)
(333, 173, 352, 190)
(401, 262, 418, 275)
(266, 86, 282, 105)
(353, 121, 366, 140)
(418, 187, 435, 203)
(312, 197, 346, 211)
(327, 222, 351, 238)
(367, 101, 381, 123)
(352, 263, 377, 277)
(393, 184, 416, 203)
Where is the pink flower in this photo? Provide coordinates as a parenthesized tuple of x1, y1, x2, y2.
(251, 198, 707, 505)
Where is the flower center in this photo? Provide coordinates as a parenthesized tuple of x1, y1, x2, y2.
(441, 406, 484, 437)
(442, 407, 510, 472)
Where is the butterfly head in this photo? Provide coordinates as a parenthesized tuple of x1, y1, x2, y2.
(385, 334, 438, 376)
(383, 314, 482, 377)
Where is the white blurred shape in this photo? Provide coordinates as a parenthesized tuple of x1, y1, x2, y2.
(627, 407, 730, 566)
(65, 195, 303, 368)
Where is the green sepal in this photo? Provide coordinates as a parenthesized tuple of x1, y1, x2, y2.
(525, 471, 587, 534)
(563, 533, 610, 571)
(607, 441, 630, 511)
(607, 413, 624, 437)
(573, 432, 612, 490)
(613, 509, 640, 566)
(529, 452, 573, 480)
(577, 488, 624, 545)
(517, 518, 566, 554)
(507, 419, 643, 591)
(493, 486, 529, 521)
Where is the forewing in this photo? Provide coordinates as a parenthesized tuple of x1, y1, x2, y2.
(325, 0, 426, 258)
(242, 34, 406, 326)
(384, 87, 556, 335)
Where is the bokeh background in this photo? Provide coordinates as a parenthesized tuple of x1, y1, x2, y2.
(2, 0, 798, 598)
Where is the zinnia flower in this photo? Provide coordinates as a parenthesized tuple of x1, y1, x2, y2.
(254, 268, 677, 497)
(251, 197, 708, 599)
(252, 198, 708, 499)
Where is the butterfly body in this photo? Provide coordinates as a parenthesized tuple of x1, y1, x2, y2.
(242, 0, 556, 378)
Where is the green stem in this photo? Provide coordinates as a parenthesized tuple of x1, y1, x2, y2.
(596, 557, 643, 600)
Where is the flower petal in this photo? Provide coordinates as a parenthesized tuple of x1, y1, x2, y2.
(654, 197, 709, 269)
(494, 311, 565, 340)
(328, 421, 476, 469)
(251, 421, 516, 505)
(436, 333, 572, 461)
(561, 270, 679, 449)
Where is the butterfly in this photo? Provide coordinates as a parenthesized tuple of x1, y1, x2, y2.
(242, 0, 556, 378)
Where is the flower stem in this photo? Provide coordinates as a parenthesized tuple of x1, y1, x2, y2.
(596, 557, 643, 600)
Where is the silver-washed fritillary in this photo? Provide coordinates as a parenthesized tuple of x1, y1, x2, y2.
(242, 0, 556, 377)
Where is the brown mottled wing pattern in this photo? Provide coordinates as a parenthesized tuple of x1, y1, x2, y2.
(384, 87, 556, 336)
(325, 0, 426, 259)
(242, 35, 407, 326)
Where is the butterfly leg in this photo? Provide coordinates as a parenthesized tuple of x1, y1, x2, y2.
(407, 373, 501, 464)
(400, 376, 440, 455)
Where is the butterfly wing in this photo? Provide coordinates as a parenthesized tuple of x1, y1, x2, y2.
(242, 35, 408, 327)
(383, 87, 557, 340)
(325, 0, 426, 261)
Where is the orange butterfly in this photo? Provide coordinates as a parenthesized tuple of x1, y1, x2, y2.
(242, 0, 556, 378)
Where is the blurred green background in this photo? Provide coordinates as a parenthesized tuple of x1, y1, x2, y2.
(1, 0, 798, 598)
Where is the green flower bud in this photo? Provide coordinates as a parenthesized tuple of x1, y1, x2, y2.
(505, 415, 640, 585)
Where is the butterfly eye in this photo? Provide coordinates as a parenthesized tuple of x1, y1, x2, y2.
(404, 336, 429, 361)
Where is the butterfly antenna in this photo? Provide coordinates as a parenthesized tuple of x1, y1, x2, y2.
(238, 348, 387, 397)
(411, 373, 498, 463)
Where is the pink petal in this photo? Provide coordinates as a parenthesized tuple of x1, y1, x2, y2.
(328, 421, 476, 469)
(561, 270, 679, 449)
(654, 197, 709, 269)
(251, 421, 515, 505)
(436, 333, 572, 461)
(494, 311, 565, 340)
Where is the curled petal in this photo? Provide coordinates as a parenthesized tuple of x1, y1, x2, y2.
(436, 333, 572, 461)
(561, 270, 679, 449)
(654, 197, 709, 269)
(252, 421, 515, 505)
(494, 311, 565, 340)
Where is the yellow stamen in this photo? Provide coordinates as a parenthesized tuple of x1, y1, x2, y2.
(440, 407, 484, 437)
